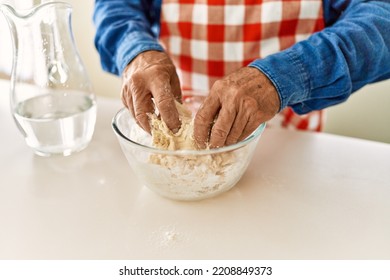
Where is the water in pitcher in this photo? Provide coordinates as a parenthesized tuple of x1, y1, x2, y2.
(14, 90, 96, 156)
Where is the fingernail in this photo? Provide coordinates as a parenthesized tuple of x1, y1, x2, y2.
(172, 128, 179, 134)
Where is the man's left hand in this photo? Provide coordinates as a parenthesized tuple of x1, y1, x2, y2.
(194, 67, 280, 148)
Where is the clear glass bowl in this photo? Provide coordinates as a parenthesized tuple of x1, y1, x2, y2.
(112, 94, 266, 201)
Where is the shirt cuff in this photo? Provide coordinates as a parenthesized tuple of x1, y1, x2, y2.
(116, 35, 164, 75)
(249, 48, 310, 113)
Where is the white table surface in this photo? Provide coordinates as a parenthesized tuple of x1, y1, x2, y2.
(0, 79, 389, 260)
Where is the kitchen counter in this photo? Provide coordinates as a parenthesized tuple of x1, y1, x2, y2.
(0, 79, 389, 260)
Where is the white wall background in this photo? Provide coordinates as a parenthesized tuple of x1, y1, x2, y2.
(1, 0, 389, 143)
(0, 0, 122, 97)
(325, 81, 390, 143)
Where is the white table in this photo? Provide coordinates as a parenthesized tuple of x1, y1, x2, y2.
(0, 79, 389, 260)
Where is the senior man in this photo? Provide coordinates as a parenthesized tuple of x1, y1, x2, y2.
(93, 0, 390, 148)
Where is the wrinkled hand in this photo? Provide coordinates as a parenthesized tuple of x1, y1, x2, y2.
(121, 50, 182, 133)
(194, 67, 280, 148)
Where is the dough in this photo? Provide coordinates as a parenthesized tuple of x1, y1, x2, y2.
(142, 100, 243, 201)
(149, 101, 197, 150)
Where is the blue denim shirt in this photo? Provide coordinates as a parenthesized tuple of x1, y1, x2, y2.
(93, 0, 390, 113)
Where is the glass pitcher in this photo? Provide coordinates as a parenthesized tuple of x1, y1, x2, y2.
(0, 1, 96, 156)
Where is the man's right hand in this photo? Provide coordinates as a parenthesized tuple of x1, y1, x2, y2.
(121, 50, 182, 133)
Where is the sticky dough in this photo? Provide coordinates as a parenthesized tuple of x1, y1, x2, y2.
(149, 101, 197, 150)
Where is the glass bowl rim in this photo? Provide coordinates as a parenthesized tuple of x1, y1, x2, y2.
(112, 107, 266, 156)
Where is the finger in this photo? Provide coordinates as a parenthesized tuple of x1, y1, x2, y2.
(133, 88, 154, 133)
(194, 94, 221, 149)
(127, 73, 154, 133)
(225, 97, 259, 145)
(225, 108, 249, 146)
(121, 84, 130, 109)
(238, 110, 264, 142)
(209, 104, 237, 148)
(170, 72, 182, 103)
(150, 75, 181, 133)
(121, 84, 136, 120)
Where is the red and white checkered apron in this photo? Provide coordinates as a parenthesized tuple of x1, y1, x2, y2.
(159, 0, 325, 131)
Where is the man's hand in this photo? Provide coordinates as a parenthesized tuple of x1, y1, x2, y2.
(121, 50, 182, 133)
(194, 67, 280, 148)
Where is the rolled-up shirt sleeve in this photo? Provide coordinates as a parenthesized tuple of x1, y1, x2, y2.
(250, 0, 390, 114)
(93, 0, 164, 76)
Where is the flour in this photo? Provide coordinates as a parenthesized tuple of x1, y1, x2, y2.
(127, 102, 254, 201)
(149, 101, 196, 150)
(148, 224, 189, 249)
